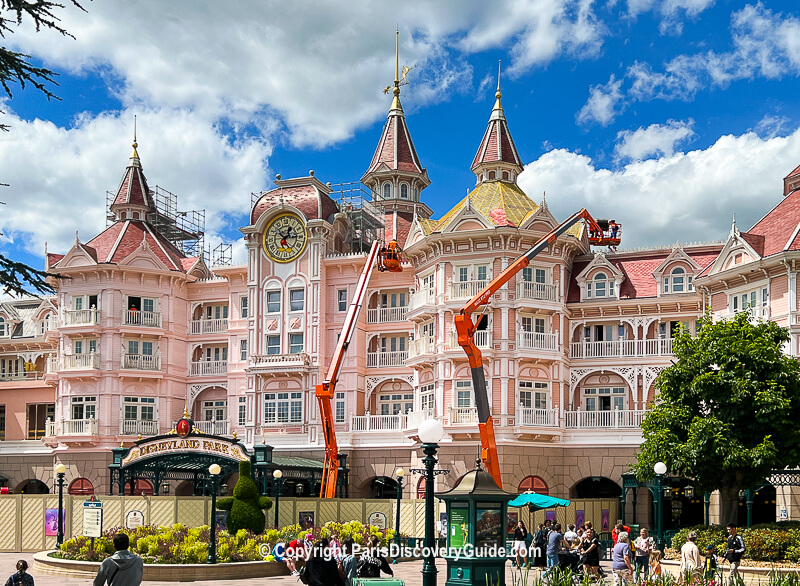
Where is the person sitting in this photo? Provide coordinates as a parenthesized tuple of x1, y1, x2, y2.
(93, 533, 143, 586)
(303, 537, 344, 586)
(356, 537, 393, 579)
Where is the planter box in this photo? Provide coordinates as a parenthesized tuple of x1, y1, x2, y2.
(33, 551, 289, 582)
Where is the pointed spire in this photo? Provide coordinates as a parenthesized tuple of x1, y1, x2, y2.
(130, 115, 140, 161)
(391, 29, 402, 111)
(471, 62, 523, 183)
(110, 128, 155, 221)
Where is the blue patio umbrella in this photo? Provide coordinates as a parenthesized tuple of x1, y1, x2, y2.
(509, 492, 571, 510)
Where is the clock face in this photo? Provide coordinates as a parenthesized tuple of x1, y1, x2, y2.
(263, 213, 309, 263)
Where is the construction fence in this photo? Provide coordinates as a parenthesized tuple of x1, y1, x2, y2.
(0, 494, 617, 553)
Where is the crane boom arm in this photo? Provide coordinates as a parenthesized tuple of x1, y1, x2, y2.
(317, 240, 384, 498)
(454, 209, 604, 487)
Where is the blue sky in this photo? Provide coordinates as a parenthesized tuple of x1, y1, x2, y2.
(3, 0, 800, 271)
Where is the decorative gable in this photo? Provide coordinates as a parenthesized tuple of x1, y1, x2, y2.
(575, 252, 625, 301)
(652, 244, 701, 297)
(117, 238, 170, 271)
(438, 199, 493, 234)
(59, 238, 99, 268)
(706, 220, 763, 276)
(520, 197, 557, 232)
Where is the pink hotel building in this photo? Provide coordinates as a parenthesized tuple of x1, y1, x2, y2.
(1, 82, 798, 522)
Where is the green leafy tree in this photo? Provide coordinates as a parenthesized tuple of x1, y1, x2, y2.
(634, 311, 800, 524)
(216, 461, 272, 535)
(0, 0, 84, 295)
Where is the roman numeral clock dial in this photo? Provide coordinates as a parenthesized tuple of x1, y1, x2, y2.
(262, 213, 309, 263)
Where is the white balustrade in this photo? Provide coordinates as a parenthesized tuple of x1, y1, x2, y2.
(123, 310, 162, 327)
(56, 418, 99, 435)
(64, 308, 99, 325)
(408, 290, 436, 311)
(350, 412, 405, 432)
(570, 339, 675, 358)
(190, 319, 229, 334)
(408, 337, 436, 358)
(193, 420, 230, 435)
(121, 353, 161, 370)
(448, 280, 488, 300)
(404, 410, 434, 430)
(45, 418, 57, 437)
(250, 353, 310, 366)
(366, 350, 408, 368)
(64, 353, 99, 370)
(190, 360, 228, 376)
(517, 281, 559, 302)
(518, 408, 559, 427)
(47, 355, 59, 373)
(448, 407, 478, 425)
(518, 332, 559, 351)
(564, 409, 646, 428)
(121, 419, 159, 436)
(449, 331, 492, 350)
(366, 307, 408, 323)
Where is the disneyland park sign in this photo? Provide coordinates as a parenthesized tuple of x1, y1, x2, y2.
(121, 436, 250, 466)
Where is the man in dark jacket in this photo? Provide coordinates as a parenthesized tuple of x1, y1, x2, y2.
(93, 533, 143, 586)
(724, 524, 746, 579)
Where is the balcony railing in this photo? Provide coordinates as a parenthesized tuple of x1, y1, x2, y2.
(123, 310, 162, 328)
(190, 360, 228, 376)
(448, 330, 492, 350)
(47, 355, 59, 373)
(564, 409, 646, 428)
(193, 420, 230, 435)
(366, 350, 408, 368)
(518, 408, 559, 427)
(448, 280, 488, 300)
(63, 353, 99, 370)
(0, 370, 41, 381)
(46, 418, 99, 436)
(120, 419, 159, 436)
(408, 290, 436, 311)
(366, 307, 408, 324)
(121, 353, 161, 370)
(407, 337, 436, 359)
(250, 353, 310, 367)
(63, 308, 99, 325)
(404, 409, 434, 430)
(518, 332, 559, 351)
(190, 319, 229, 334)
(449, 407, 478, 425)
(517, 281, 559, 302)
(570, 339, 674, 358)
(350, 412, 405, 432)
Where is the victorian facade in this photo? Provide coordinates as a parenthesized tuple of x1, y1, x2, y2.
(1, 78, 798, 524)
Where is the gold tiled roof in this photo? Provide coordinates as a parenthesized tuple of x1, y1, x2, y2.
(417, 217, 437, 235)
(435, 181, 540, 231)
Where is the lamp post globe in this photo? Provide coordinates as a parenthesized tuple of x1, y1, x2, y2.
(273, 469, 283, 529)
(55, 464, 67, 547)
(206, 464, 221, 564)
(654, 462, 667, 476)
(418, 419, 444, 445)
(653, 461, 667, 550)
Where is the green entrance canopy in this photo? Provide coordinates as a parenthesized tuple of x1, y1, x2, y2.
(509, 492, 571, 510)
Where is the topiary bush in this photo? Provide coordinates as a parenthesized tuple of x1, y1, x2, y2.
(215, 461, 272, 534)
(671, 523, 800, 562)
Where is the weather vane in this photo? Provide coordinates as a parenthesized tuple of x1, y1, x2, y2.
(383, 30, 415, 94)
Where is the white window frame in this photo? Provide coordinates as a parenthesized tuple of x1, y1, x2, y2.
(337, 289, 347, 312)
(240, 339, 247, 361)
(583, 387, 626, 411)
(289, 289, 305, 312)
(519, 381, 549, 410)
(378, 391, 413, 415)
(71, 396, 97, 420)
(455, 380, 473, 408)
(335, 391, 345, 423)
(202, 400, 227, 422)
(420, 383, 435, 413)
(264, 391, 303, 424)
(266, 290, 281, 314)
(241, 296, 248, 318)
(266, 335, 280, 355)
(123, 396, 155, 421)
(238, 397, 247, 426)
(289, 333, 304, 354)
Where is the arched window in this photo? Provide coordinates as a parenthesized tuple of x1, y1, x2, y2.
(68, 477, 95, 496)
(488, 171, 496, 180)
(125, 479, 154, 496)
(383, 183, 392, 199)
(664, 266, 692, 294)
(587, 272, 614, 298)
(571, 477, 621, 499)
(400, 184, 408, 199)
(502, 171, 509, 181)
(417, 476, 427, 499)
(121, 211, 127, 219)
(0, 317, 5, 337)
(518, 475, 548, 495)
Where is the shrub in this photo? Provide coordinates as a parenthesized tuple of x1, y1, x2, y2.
(671, 523, 800, 562)
(215, 461, 272, 535)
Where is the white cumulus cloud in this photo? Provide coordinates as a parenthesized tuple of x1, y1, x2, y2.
(614, 119, 696, 161)
(577, 74, 624, 126)
(518, 125, 800, 247)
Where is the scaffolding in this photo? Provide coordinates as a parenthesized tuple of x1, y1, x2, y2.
(330, 182, 385, 253)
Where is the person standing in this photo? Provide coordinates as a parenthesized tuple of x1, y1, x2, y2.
(703, 545, 719, 581)
(303, 538, 344, 586)
(542, 523, 565, 580)
(564, 524, 578, 543)
(724, 523, 746, 579)
(612, 531, 634, 586)
(513, 521, 529, 568)
(633, 528, 654, 583)
(580, 528, 601, 578)
(4, 561, 33, 586)
(339, 538, 357, 586)
(93, 533, 143, 586)
(679, 531, 702, 584)
(534, 523, 548, 568)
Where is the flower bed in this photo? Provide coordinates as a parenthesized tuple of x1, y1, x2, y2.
(53, 521, 395, 564)
(671, 523, 800, 563)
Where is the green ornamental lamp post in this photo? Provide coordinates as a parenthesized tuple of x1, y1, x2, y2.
(55, 463, 66, 547)
(653, 461, 667, 551)
(394, 467, 405, 560)
(206, 463, 221, 564)
(419, 418, 444, 586)
(273, 469, 283, 528)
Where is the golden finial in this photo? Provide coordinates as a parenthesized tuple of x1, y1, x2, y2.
(232, 430, 237, 439)
(394, 29, 400, 97)
(183, 405, 189, 418)
(493, 60, 504, 112)
(120, 439, 124, 448)
(137, 434, 142, 441)
(131, 115, 139, 159)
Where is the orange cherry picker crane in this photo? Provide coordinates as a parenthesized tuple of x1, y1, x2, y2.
(317, 239, 403, 498)
(453, 209, 612, 488)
